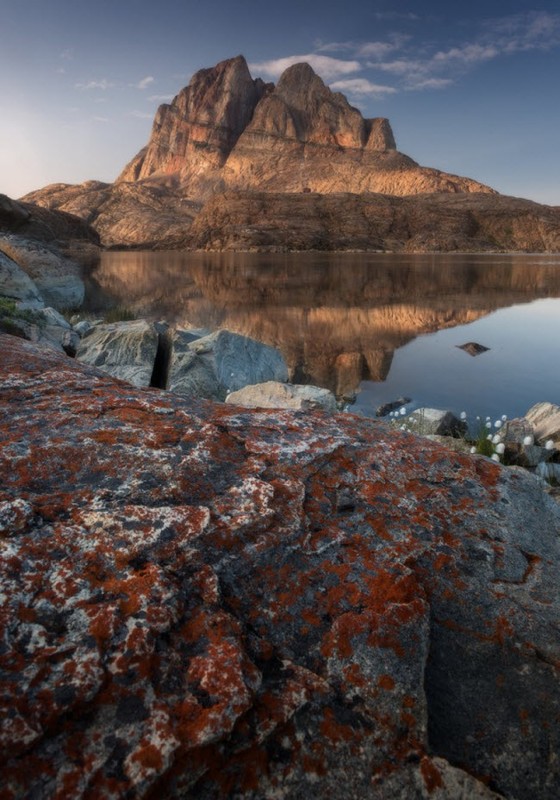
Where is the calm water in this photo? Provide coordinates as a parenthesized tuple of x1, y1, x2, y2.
(85, 251, 560, 422)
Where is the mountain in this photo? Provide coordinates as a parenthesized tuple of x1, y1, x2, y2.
(21, 55, 560, 251)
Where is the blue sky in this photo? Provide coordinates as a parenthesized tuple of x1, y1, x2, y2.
(2, 0, 559, 204)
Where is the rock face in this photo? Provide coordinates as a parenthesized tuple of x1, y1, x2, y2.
(75, 319, 161, 388)
(186, 190, 560, 252)
(117, 56, 489, 200)
(1, 333, 560, 799)
(22, 180, 200, 249)
(118, 55, 270, 196)
(0, 250, 80, 353)
(168, 328, 289, 400)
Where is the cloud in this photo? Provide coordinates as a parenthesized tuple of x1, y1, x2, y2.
(75, 79, 114, 90)
(358, 39, 408, 60)
(249, 54, 361, 81)
(92, 116, 109, 123)
(133, 76, 155, 90)
(60, 48, 74, 60)
(432, 43, 499, 66)
(406, 77, 454, 91)
(148, 94, 174, 103)
(483, 10, 560, 53)
(128, 110, 153, 119)
(330, 78, 397, 97)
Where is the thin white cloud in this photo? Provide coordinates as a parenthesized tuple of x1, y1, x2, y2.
(406, 77, 454, 91)
(148, 94, 174, 102)
(132, 76, 155, 90)
(128, 110, 153, 119)
(432, 43, 499, 66)
(330, 78, 397, 97)
(75, 79, 114, 91)
(249, 54, 361, 82)
(92, 116, 109, 123)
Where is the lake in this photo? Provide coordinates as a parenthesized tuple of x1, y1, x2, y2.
(84, 251, 560, 423)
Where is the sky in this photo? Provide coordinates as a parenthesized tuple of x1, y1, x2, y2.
(1, 0, 559, 204)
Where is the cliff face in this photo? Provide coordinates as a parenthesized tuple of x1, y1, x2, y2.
(1, 333, 560, 798)
(118, 55, 270, 197)
(117, 56, 492, 199)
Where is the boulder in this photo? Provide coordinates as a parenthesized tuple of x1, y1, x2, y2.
(0, 236, 85, 310)
(376, 397, 412, 417)
(524, 402, 560, 449)
(456, 342, 490, 356)
(0, 249, 44, 308)
(226, 380, 337, 412)
(75, 319, 160, 387)
(406, 407, 467, 437)
(1, 333, 559, 799)
(168, 328, 289, 400)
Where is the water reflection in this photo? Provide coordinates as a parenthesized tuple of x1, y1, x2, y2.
(86, 251, 560, 417)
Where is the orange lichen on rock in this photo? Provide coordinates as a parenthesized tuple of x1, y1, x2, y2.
(0, 335, 559, 799)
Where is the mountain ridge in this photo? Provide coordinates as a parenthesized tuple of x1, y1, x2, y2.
(20, 55, 560, 251)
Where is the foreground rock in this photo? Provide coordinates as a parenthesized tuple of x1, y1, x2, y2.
(1, 334, 559, 799)
(75, 319, 161, 388)
(168, 328, 289, 400)
(226, 380, 337, 412)
(0, 235, 84, 309)
(0, 251, 79, 353)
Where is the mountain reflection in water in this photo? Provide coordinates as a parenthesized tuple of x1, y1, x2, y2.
(86, 251, 560, 420)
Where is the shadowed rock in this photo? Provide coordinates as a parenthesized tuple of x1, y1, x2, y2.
(456, 341, 490, 356)
(1, 333, 559, 799)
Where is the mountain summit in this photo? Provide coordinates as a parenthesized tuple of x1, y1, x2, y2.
(116, 55, 492, 199)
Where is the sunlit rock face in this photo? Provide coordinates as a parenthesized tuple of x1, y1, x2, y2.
(1, 333, 559, 799)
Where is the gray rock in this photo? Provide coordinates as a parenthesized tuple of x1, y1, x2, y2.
(407, 407, 467, 437)
(75, 319, 159, 387)
(73, 319, 94, 337)
(0, 236, 85, 310)
(168, 328, 289, 400)
(456, 341, 490, 356)
(535, 462, 560, 483)
(376, 396, 412, 417)
(525, 402, 560, 449)
(0, 250, 44, 308)
(226, 381, 337, 412)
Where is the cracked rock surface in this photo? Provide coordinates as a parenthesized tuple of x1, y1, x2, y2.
(1, 334, 559, 799)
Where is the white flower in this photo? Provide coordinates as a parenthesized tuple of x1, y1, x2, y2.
(494, 420, 502, 429)
(492, 434, 501, 444)
(487, 434, 493, 441)
(491, 453, 500, 462)
(476, 415, 481, 421)
(523, 435, 534, 446)
(485, 421, 492, 429)
(501, 414, 507, 421)
(545, 440, 555, 450)
(399, 407, 406, 415)
(495, 443, 505, 455)
(460, 411, 467, 420)
(486, 416, 491, 421)
(470, 446, 477, 454)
